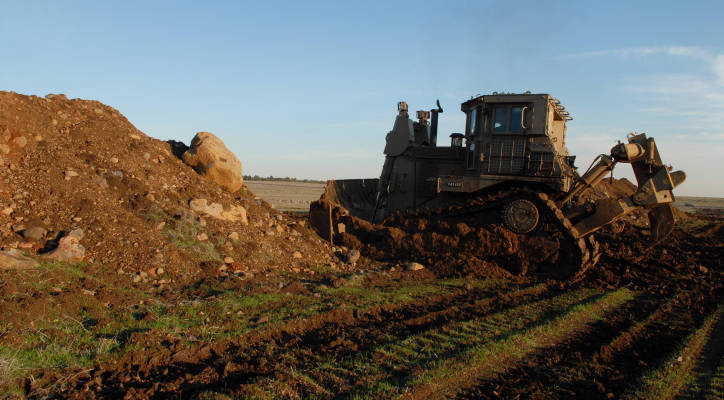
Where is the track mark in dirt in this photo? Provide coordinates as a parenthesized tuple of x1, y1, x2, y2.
(250, 287, 608, 399)
(396, 287, 633, 400)
(678, 305, 724, 400)
(631, 305, 724, 400)
(47, 281, 553, 399)
(454, 284, 721, 399)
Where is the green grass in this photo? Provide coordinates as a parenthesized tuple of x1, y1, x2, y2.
(243, 286, 610, 400)
(0, 316, 120, 396)
(628, 306, 723, 399)
(164, 213, 222, 262)
(387, 287, 634, 400)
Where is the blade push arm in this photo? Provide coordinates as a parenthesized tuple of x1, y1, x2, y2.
(561, 133, 686, 240)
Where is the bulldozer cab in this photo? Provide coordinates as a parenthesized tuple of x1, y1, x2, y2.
(461, 93, 572, 173)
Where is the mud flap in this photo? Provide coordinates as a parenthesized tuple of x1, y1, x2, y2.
(648, 204, 675, 243)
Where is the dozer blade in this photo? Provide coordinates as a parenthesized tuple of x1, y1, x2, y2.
(648, 204, 675, 243)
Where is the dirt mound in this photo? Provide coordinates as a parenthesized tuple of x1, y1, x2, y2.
(0, 92, 348, 372)
(0, 91, 337, 275)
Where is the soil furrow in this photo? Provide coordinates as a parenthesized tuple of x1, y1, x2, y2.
(454, 283, 721, 399)
(46, 282, 555, 399)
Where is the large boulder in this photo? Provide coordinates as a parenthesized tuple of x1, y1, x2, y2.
(182, 132, 243, 193)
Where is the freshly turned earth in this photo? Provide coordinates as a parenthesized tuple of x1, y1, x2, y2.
(0, 91, 721, 400)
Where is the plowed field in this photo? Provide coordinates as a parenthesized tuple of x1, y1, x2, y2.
(17, 215, 721, 400)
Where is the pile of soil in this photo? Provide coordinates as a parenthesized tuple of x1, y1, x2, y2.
(0, 91, 350, 341)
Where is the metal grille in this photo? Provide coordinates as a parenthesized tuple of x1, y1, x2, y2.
(483, 136, 527, 174)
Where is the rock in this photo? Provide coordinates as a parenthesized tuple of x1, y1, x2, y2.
(292, 251, 303, 259)
(45, 235, 85, 262)
(12, 136, 27, 148)
(110, 157, 119, 163)
(68, 228, 84, 240)
(156, 221, 166, 230)
(64, 170, 79, 178)
(223, 256, 234, 264)
(699, 265, 709, 273)
(91, 175, 109, 188)
(1, 207, 13, 216)
(228, 232, 239, 241)
(132, 274, 142, 283)
(189, 198, 248, 224)
(344, 249, 360, 264)
(182, 132, 244, 193)
(22, 226, 47, 241)
(197, 233, 208, 241)
(405, 261, 425, 271)
(0, 249, 38, 270)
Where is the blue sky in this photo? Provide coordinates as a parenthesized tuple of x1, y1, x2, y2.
(2, 1, 723, 196)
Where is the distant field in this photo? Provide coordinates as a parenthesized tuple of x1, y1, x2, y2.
(675, 196, 724, 215)
(246, 180, 724, 216)
(245, 180, 326, 212)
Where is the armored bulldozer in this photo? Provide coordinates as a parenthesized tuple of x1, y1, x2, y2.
(310, 93, 686, 277)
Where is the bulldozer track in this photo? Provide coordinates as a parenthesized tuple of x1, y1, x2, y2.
(383, 187, 600, 279)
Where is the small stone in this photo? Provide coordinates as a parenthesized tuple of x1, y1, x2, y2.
(699, 265, 709, 273)
(0, 249, 39, 270)
(292, 251, 302, 259)
(45, 234, 85, 262)
(22, 226, 47, 241)
(110, 157, 119, 164)
(228, 232, 239, 241)
(1, 207, 13, 216)
(156, 267, 165, 275)
(68, 229, 84, 239)
(344, 249, 360, 264)
(132, 274, 142, 283)
(197, 232, 208, 241)
(139, 271, 148, 278)
(143, 153, 151, 160)
(146, 193, 155, 202)
(12, 136, 27, 148)
(223, 256, 234, 264)
(130, 134, 141, 140)
(156, 221, 166, 230)
(405, 262, 425, 271)
(92, 175, 109, 188)
(64, 170, 79, 178)
(72, 217, 82, 222)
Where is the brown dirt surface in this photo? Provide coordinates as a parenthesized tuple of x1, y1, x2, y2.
(1, 91, 722, 400)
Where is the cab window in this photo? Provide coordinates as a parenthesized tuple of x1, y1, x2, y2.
(468, 107, 478, 135)
(510, 106, 523, 132)
(493, 107, 508, 132)
(493, 105, 526, 133)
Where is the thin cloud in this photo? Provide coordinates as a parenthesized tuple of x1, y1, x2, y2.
(565, 45, 712, 61)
